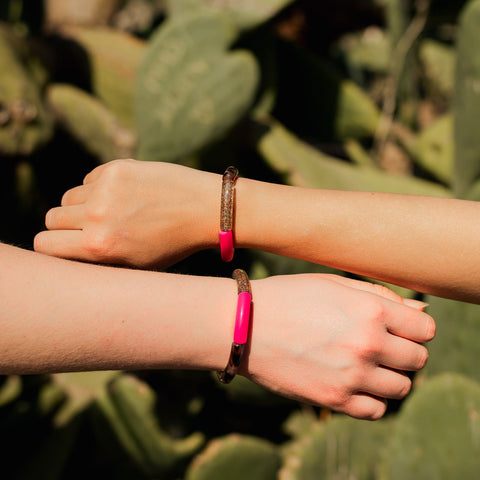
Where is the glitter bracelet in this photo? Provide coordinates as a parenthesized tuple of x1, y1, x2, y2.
(219, 166, 238, 262)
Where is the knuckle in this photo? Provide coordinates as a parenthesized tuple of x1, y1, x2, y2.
(323, 387, 350, 411)
(82, 230, 118, 261)
(371, 283, 401, 302)
(362, 298, 387, 325)
(352, 332, 382, 361)
(102, 158, 132, 179)
(85, 202, 109, 223)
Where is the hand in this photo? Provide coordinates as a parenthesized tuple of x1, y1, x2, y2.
(245, 274, 435, 420)
(34, 159, 219, 268)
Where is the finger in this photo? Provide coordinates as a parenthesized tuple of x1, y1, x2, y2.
(384, 304, 436, 343)
(34, 230, 87, 260)
(83, 164, 106, 184)
(45, 205, 85, 230)
(344, 393, 387, 420)
(403, 298, 429, 311)
(327, 276, 404, 305)
(361, 367, 412, 400)
(379, 335, 429, 371)
(61, 184, 91, 206)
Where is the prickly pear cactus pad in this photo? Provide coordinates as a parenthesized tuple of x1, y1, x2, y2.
(279, 415, 391, 480)
(59, 26, 146, 129)
(185, 434, 281, 480)
(167, 0, 295, 32)
(93, 374, 204, 478)
(135, 10, 259, 163)
(421, 295, 480, 382)
(0, 26, 54, 155)
(454, 0, 480, 197)
(379, 373, 480, 479)
(47, 83, 137, 162)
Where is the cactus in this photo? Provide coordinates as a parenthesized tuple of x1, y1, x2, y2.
(421, 295, 480, 383)
(51, 371, 119, 425)
(135, 9, 259, 163)
(256, 119, 450, 196)
(0, 375, 21, 408)
(47, 83, 137, 162)
(58, 25, 146, 128)
(92, 373, 204, 478)
(166, 0, 294, 32)
(185, 433, 281, 480)
(419, 39, 455, 103)
(217, 373, 294, 407)
(454, 0, 480, 197)
(412, 114, 454, 184)
(379, 373, 480, 479)
(0, 25, 54, 155)
(274, 39, 381, 141)
(280, 415, 391, 480)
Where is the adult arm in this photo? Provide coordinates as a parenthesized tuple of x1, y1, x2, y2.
(0, 242, 433, 419)
(33, 159, 480, 302)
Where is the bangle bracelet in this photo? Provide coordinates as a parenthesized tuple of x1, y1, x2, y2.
(219, 166, 239, 262)
(217, 269, 252, 384)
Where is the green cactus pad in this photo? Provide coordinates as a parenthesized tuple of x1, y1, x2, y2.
(135, 10, 259, 163)
(422, 295, 480, 383)
(93, 374, 204, 477)
(454, 0, 480, 197)
(47, 83, 137, 162)
(274, 39, 381, 141)
(419, 39, 455, 102)
(256, 119, 450, 196)
(167, 0, 294, 32)
(379, 373, 480, 479)
(412, 114, 454, 184)
(186, 434, 281, 480)
(0, 375, 21, 408)
(0, 25, 54, 155)
(59, 26, 146, 128)
(280, 415, 391, 480)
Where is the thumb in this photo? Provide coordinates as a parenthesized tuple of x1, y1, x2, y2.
(402, 298, 429, 311)
(326, 276, 428, 310)
(327, 276, 404, 304)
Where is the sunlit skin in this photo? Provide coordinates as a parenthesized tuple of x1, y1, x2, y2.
(1, 242, 433, 420)
(35, 158, 480, 303)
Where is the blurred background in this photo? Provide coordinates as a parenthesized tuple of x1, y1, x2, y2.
(1, 0, 480, 478)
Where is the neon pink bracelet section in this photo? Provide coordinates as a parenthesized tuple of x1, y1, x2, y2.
(217, 269, 252, 384)
(234, 291, 252, 344)
(219, 230, 234, 262)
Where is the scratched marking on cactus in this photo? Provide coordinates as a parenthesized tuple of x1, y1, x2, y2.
(189, 98, 215, 126)
(153, 60, 211, 128)
(143, 39, 188, 94)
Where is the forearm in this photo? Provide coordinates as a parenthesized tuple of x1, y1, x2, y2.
(0, 243, 235, 374)
(34, 159, 480, 302)
(234, 179, 480, 302)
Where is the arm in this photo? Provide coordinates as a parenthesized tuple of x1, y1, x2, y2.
(0, 242, 433, 420)
(33, 159, 480, 302)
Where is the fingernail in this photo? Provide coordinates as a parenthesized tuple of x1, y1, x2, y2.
(403, 298, 429, 311)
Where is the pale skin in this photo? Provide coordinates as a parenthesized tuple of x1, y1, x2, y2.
(1, 242, 433, 420)
(35, 158, 480, 303)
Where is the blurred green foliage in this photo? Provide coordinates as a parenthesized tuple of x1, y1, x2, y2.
(1, 0, 480, 478)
